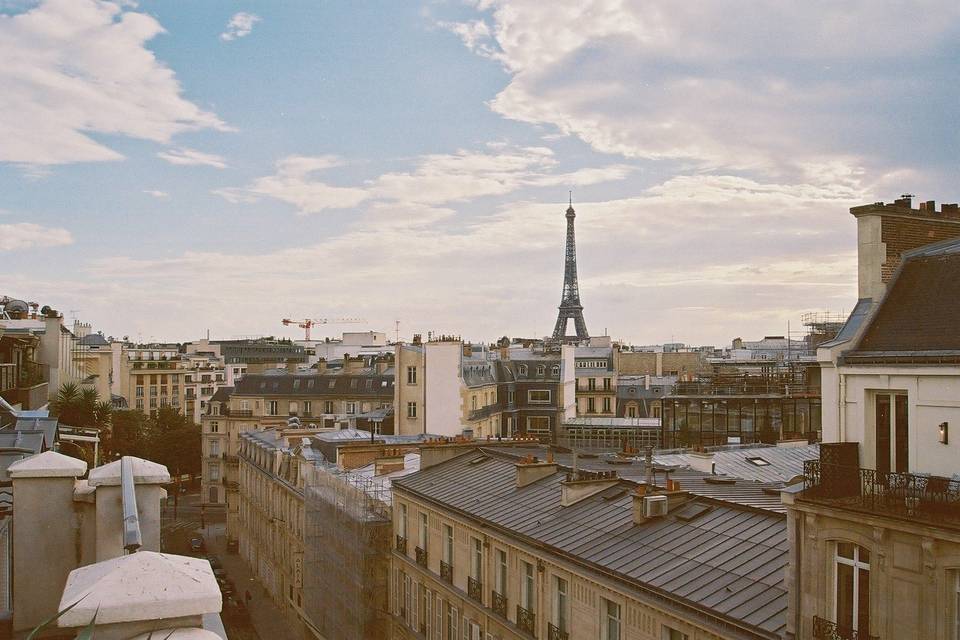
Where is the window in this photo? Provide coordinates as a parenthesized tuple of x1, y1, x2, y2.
(444, 524, 454, 565)
(495, 549, 507, 596)
(588, 377, 597, 390)
(446, 602, 458, 640)
(508, 390, 515, 405)
(136, 398, 143, 410)
(521, 561, 535, 611)
(150, 386, 158, 397)
(835, 542, 870, 635)
(588, 397, 596, 413)
(952, 570, 960, 640)
(603, 397, 612, 413)
(527, 416, 550, 434)
(552, 365, 560, 376)
(136, 386, 143, 397)
(407, 402, 417, 419)
(303, 401, 311, 415)
(407, 366, 417, 384)
(518, 365, 527, 376)
(208, 464, 219, 481)
(420, 513, 428, 549)
(602, 598, 621, 640)
(399, 503, 408, 540)
(661, 626, 688, 640)
(471, 395, 478, 410)
(210, 421, 219, 433)
(603, 378, 611, 390)
(528, 390, 551, 404)
(627, 404, 638, 418)
(346, 402, 357, 415)
(324, 400, 334, 414)
(553, 576, 568, 633)
(874, 392, 909, 473)
(267, 400, 278, 416)
(289, 401, 298, 415)
(537, 365, 545, 375)
(240, 400, 250, 411)
(471, 537, 482, 579)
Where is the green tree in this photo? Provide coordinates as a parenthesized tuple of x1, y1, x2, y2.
(141, 407, 201, 477)
(102, 409, 148, 459)
(50, 383, 112, 430)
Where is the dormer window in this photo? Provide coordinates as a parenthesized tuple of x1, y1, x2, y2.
(552, 365, 560, 376)
(537, 365, 545, 376)
(519, 365, 528, 376)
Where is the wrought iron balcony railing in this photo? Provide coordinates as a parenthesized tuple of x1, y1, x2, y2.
(803, 460, 960, 526)
(395, 535, 407, 554)
(812, 615, 878, 640)
(516, 605, 536, 637)
(492, 591, 507, 618)
(415, 546, 427, 568)
(467, 576, 482, 602)
(548, 622, 569, 640)
(440, 560, 453, 583)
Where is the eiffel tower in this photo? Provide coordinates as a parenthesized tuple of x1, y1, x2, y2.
(552, 195, 589, 342)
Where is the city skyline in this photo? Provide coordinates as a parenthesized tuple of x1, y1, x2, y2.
(3, 1, 959, 345)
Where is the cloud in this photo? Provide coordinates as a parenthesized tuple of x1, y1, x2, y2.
(217, 145, 634, 214)
(445, 1, 960, 173)
(157, 147, 228, 169)
(0, 0, 229, 166)
(0, 223, 73, 251)
(143, 190, 169, 199)
(220, 12, 260, 41)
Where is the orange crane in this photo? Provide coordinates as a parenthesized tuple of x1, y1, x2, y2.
(281, 317, 366, 341)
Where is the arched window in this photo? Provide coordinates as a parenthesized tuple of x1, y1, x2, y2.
(552, 365, 560, 376)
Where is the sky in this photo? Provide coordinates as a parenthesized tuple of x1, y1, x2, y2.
(2, 0, 958, 346)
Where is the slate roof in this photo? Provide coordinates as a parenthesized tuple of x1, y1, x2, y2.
(653, 444, 818, 484)
(818, 298, 872, 348)
(209, 386, 234, 403)
(79, 333, 109, 347)
(395, 450, 787, 639)
(845, 238, 960, 362)
(498, 446, 791, 513)
(13, 416, 58, 448)
(234, 372, 394, 397)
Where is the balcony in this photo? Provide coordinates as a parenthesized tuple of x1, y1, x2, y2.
(812, 616, 878, 640)
(467, 404, 498, 421)
(439, 560, 453, 583)
(467, 576, 482, 602)
(802, 460, 960, 528)
(491, 591, 507, 618)
(415, 546, 428, 568)
(548, 623, 569, 640)
(222, 454, 239, 465)
(516, 605, 536, 637)
(225, 408, 253, 418)
(396, 535, 407, 554)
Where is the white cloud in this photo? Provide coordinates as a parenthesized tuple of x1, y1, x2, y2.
(220, 12, 260, 41)
(0, 0, 229, 166)
(0, 223, 73, 251)
(217, 145, 634, 214)
(445, 1, 960, 172)
(143, 190, 169, 199)
(157, 147, 228, 169)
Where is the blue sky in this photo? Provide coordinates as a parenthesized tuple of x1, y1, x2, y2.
(2, 0, 958, 345)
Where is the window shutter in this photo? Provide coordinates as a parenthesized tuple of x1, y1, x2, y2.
(435, 596, 443, 640)
(411, 581, 419, 630)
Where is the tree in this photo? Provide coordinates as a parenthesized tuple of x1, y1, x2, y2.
(101, 409, 148, 459)
(141, 407, 201, 477)
(49, 383, 112, 430)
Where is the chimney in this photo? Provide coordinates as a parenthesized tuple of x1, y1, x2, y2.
(687, 448, 716, 474)
(500, 344, 509, 361)
(560, 470, 619, 507)
(515, 457, 557, 487)
(374, 454, 405, 476)
(412, 334, 422, 346)
(316, 358, 327, 373)
(943, 203, 960, 219)
(286, 358, 298, 373)
(894, 194, 913, 208)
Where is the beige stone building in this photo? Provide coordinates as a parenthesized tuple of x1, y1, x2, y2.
(786, 230, 960, 639)
(617, 350, 709, 380)
(391, 448, 789, 640)
(110, 342, 186, 416)
(574, 345, 616, 417)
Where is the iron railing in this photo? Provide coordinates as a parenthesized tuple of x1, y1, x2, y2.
(440, 560, 453, 583)
(548, 623, 569, 640)
(467, 576, 482, 602)
(492, 591, 507, 617)
(812, 616, 878, 640)
(516, 605, 536, 636)
(803, 461, 960, 525)
(396, 535, 407, 554)
(225, 408, 253, 417)
(415, 546, 428, 568)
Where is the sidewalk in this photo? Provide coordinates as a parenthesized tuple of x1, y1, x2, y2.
(206, 523, 301, 640)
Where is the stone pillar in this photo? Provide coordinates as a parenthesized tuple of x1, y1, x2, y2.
(8, 451, 87, 632)
(88, 457, 171, 561)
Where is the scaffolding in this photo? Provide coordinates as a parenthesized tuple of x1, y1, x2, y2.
(302, 461, 393, 640)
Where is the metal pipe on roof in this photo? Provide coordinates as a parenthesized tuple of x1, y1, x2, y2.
(121, 456, 142, 553)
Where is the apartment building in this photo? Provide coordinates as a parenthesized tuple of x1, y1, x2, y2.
(573, 345, 616, 417)
(182, 352, 227, 423)
(786, 234, 960, 640)
(617, 350, 709, 381)
(616, 375, 674, 419)
(110, 342, 186, 416)
(200, 387, 236, 510)
(390, 448, 789, 640)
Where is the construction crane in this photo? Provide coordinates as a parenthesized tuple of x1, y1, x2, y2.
(281, 317, 366, 341)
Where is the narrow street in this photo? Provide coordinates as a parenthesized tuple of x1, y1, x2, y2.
(161, 491, 298, 640)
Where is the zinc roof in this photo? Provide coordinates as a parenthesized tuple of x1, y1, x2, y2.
(395, 450, 787, 638)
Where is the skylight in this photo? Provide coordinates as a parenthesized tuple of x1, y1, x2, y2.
(747, 457, 771, 466)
